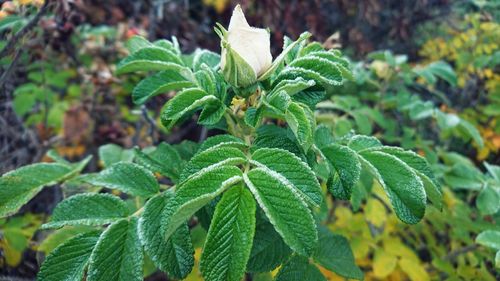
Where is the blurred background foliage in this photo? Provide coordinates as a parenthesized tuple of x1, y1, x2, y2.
(0, 0, 499, 280)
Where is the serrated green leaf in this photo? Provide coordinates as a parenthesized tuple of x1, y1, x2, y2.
(247, 218, 292, 273)
(180, 145, 247, 183)
(298, 42, 324, 57)
(313, 226, 363, 280)
(38, 231, 101, 281)
(370, 147, 442, 209)
(254, 125, 305, 160)
(347, 135, 382, 152)
(139, 192, 194, 279)
(126, 36, 151, 53)
(98, 144, 134, 168)
(266, 91, 291, 114)
(200, 185, 256, 281)
(277, 54, 343, 88)
(307, 50, 350, 68)
(116, 47, 187, 74)
(243, 168, 317, 256)
(87, 218, 143, 281)
(275, 255, 325, 281)
(198, 99, 227, 126)
(132, 70, 196, 105)
(42, 193, 129, 229)
(322, 144, 361, 200)
(292, 90, 326, 109)
(251, 148, 322, 207)
(314, 126, 334, 149)
(197, 135, 245, 153)
(154, 39, 181, 55)
(86, 162, 159, 197)
(285, 102, 314, 150)
(476, 230, 500, 250)
(160, 88, 219, 128)
(360, 150, 426, 224)
(269, 78, 316, 97)
(0, 161, 88, 218)
(134, 142, 183, 182)
(162, 165, 243, 241)
(38, 226, 94, 255)
(192, 49, 220, 71)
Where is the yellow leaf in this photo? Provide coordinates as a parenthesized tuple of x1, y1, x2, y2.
(351, 236, 371, 260)
(365, 199, 387, 228)
(383, 237, 419, 262)
(333, 206, 353, 228)
(373, 248, 398, 278)
(0, 240, 22, 267)
(398, 258, 430, 281)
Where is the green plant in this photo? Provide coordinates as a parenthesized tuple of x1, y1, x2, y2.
(0, 5, 441, 281)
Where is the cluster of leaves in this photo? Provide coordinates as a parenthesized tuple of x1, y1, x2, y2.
(319, 50, 483, 155)
(419, 13, 500, 159)
(0, 33, 442, 281)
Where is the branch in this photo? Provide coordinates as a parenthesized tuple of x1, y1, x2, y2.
(0, 0, 51, 60)
(442, 244, 479, 261)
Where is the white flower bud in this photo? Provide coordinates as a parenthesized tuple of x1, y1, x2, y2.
(220, 5, 272, 87)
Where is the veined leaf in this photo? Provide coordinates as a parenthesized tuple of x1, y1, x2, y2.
(250, 148, 322, 207)
(134, 142, 183, 182)
(246, 217, 292, 273)
(126, 36, 151, 53)
(192, 49, 220, 71)
(276, 53, 343, 88)
(322, 144, 361, 200)
(132, 70, 196, 105)
(243, 168, 317, 256)
(285, 102, 314, 150)
(307, 50, 349, 68)
(179, 145, 247, 183)
(162, 165, 243, 241)
(200, 185, 256, 281)
(313, 226, 363, 280)
(139, 192, 194, 279)
(198, 99, 227, 126)
(86, 162, 159, 197)
(87, 218, 143, 281)
(197, 134, 245, 153)
(360, 150, 426, 224)
(116, 47, 187, 74)
(314, 126, 334, 149)
(160, 88, 220, 129)
(0, 159, 89, 218)
(347, 135, 382, 152)
(269, 78, 316, 97)
(369, 146, 442, 209)
(254, 125, 305, 160)
(266, 91, 291, 114)
(38, 231, 101, 281)
(292, 90, 326, 109)
(154, 38, 181, 55)
(275, 255, 325, 281)
(42, 193, 129, 229)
